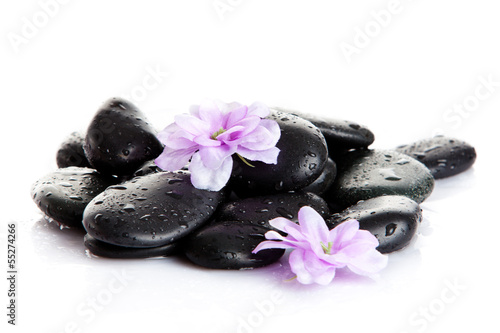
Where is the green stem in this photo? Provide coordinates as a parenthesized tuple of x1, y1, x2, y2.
(237, 153, 255, 168)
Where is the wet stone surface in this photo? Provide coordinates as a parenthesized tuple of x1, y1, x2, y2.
(56, 132, 92, 168)
(230, 110, 328, 196)
(31, 167, 117, 229)
(84, 234, 179, 259)
(302, 157, 337, 196)
(276, 108, 375, 156)
(327, 195, 422, 253)
(84, 97, 164, 177)
(83, 170, 225, 248)
(395, 136, 476, 179)
(183, 222, 285, 269)
(325, 149, 434, 209)
(216, 191, 330, 231)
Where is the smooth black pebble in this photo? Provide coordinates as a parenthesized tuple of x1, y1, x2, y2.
(84, 234, 179, 259)
(56, 132, 92, 168)
(231, 110, 328, 195)
(302, 158, 337, 196)
(84, 97, 164, 177)
(327, 195, 422, 253)
(216, 191, 330, 231)
(325, 149, 434, 209)
(276, 108, 375, 156)
(132, 160, 163, 178)
(31, 167, 117, 228)
(395, 136, 476, 179)
(184, 222, 285, 269)
(83, 170, 224, 248)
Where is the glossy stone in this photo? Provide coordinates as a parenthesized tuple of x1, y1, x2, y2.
(302, 158, 337, 196)
(84, 97, 164, 177)
(216, 191, 330, 231)
(31, 167, 117, 228)
(275, 108, 375, 155)
(132, 160, 163, 178)
(327, 195, 421, 253)
(83, 170, 224, 248)
(231, 110, 328, 195)
(84, 234, 179, 259)
(395, 136, 477, 179)
(56, 132, 92, 168)
(325, 149, 434, 208)
(184, 222, 285, 269)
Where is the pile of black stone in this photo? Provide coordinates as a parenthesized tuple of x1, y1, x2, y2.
(31, 98, 476, 269)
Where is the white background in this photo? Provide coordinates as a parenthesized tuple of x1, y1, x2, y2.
(1, 0, 499, 332)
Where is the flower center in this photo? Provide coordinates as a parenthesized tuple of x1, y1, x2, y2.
(210, 127, 226, 140)
(321, 241, 333, 255)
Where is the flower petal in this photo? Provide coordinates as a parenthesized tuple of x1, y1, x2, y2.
(193, 134, 222, 147)
(252, 240, 295, 253)
(237, 147, 280, 164)
(247, 101, 270, 118)
(174, 113, 210, 136)
(154, 146, 196, 171)
(198, 145, 237, 169)
(188, 152, 232, 191)
(198, 100, 224, 132)
(289, 249, 314, 284)
(238, 121, 280, 150)
(297, 206, 330, 245)
(302, 250, 337, 285)
(346, 249, 388, 276)
(157, 123, 179, 144)
(329, 219, 361, 252)
(224, 105, 248, 128)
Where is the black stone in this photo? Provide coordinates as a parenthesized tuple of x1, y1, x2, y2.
(231, 110, 328, 195)
(327, 196, 422, 253)
(184, 222, 285, 269)
(325, 149, 434, 209)
(84, 234, 179, 259)
(216, 191, 330, 231)
(84, 97, 164, 177)
(395, 136, 477, 179)
(83, 170, 225, 248)
(302, 158, 337, 196)
(275, 108, 375, 155)
(31, 167, 117, 229)
(131, 160, 163, 178)
(56, 132, 92, 168)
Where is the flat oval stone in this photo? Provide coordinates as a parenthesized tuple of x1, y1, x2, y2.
(327, 196, 422, 253)
(231, 110, 328, 195)
(216, 191, 330, 231)
(31, 167, 117, 228)
(325, 149, 434, 209)
(56, 132, 92, 168)
(84, 234, 179, 259)
(275, 108, 375, 155)
(184, 222, 285, 269)
(302, 158, 337, 196)
(83, 170, 225, 248)
(84, 97, 164, 177)
(395, 136, 477, 179)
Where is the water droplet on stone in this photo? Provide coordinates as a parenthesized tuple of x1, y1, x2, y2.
(123, 204, 135, 212)
(385, 223, 397, 236)
(379, 168, 402, 181)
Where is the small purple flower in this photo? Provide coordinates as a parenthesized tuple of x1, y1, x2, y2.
(253, 206, 388, 285)
(154, 100, 281, 191)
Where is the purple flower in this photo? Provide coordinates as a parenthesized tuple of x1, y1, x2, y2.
(253, 206, 388, 285)
(154, 100, 280, 191)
